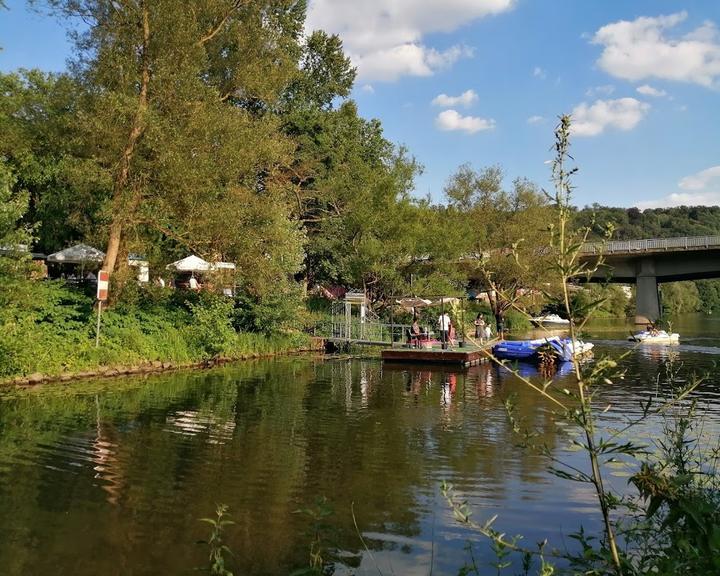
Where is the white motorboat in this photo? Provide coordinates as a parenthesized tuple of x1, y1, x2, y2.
(530, 314, 570, 327)
(628, 330, 679, 344)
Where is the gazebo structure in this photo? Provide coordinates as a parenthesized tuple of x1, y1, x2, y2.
(47, 243, 104, 281)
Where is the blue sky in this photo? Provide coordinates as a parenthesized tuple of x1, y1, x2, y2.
(2, 0, 720, 209)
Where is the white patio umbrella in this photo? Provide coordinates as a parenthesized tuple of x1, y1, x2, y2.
(166, 255, 212, 272)
(47, 243, 105, 264)
(395, 297, 433, 309)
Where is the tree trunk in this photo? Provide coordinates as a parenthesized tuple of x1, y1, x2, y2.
(102, 1, 150, 275)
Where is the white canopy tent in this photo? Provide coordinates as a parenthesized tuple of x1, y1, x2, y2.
(166, 255, 236, 272)
(47, 243, 105, 264)
(166, 255, 211, 272)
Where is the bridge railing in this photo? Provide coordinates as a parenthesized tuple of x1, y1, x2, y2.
(580, 235, 720, 255)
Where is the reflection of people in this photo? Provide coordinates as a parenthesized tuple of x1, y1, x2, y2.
(438, 312, 450, 343)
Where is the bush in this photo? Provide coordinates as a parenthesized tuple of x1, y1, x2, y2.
(187, 294, 237, 357)
(0, 280, 313, 379)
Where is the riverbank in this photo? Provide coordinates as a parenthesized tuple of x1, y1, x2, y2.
(0, 338, 325, 387)
(0, 281, 322, 386)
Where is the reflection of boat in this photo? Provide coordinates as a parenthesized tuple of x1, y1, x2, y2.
(530, 314, 570, 327)
(492, 337, 593, 363)
(499, 360, 577, 378)
(628, 330, 679, 344)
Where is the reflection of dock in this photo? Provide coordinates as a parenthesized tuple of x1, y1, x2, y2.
(381, 345, 490, 366)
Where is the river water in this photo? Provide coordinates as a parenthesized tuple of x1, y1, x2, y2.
(1, 315, 719, 575)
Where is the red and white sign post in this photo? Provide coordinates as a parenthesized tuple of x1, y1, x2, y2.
(95, 270, 110, 347)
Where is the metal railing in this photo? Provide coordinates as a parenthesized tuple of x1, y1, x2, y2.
(580, 235, 720, 255)
(325, 319, 417, 344)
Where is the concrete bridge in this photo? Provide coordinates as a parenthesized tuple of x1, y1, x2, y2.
(579, 235, 720, 324)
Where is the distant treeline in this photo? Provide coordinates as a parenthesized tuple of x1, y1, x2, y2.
(574, 204, 720, 241)
(574, 205, 720, 315)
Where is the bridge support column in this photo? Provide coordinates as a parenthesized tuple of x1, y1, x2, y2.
(635, 275, 660, 325)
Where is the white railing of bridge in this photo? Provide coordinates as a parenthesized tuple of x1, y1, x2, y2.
(580, 235, 720, 255)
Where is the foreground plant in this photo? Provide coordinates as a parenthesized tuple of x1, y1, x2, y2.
(199, 504, 235, 576)
(446, 116, 714, 575)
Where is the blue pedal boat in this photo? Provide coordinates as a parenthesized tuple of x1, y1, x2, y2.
(492, 337, 593, 363)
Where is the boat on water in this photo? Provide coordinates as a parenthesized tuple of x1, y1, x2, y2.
(530, 314, 570, 327)
(628, 330, 679, 344)
(492, 336, 594, 363)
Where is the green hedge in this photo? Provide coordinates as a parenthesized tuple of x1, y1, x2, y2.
(0, 281, 311, 379)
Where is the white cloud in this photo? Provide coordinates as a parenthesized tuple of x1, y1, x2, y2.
(361, 84, 375, 94)
(592, 12, 720, 87)
(306, 0, 514, 81)
(678, 165, 720, 190)
(585, 84, 615, 97)
(636, 84, 667, 97)
(432, 89, 478, 108)
(570, 98, 650, 137)
(636, 191, 720, 209)
(636, 165, 720, 208)
(533, 66, 546, 79)
(435, 109, 495, 134)
(353, 44, 473, 82)
(527, 115, 545, 124)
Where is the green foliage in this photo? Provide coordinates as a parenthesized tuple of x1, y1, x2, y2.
(443, 164, 556, 324)
(570, 284, 632, 319)
(0, 160, 33, 279)
(199, 504, 235, 576)
(661, 281, 701, 315)
(291, 496, 337, 575)
(188, 295, 237, 357)
(233, 285, 305, 335)
(695, 279, 720, 314)
(0, 282, 311, 379)
(574, 204, 720, 241)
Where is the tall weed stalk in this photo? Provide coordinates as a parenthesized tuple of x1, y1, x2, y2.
(446, 115, 713, 575)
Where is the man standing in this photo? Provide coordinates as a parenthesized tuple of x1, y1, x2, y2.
(438, 312, 450, 345)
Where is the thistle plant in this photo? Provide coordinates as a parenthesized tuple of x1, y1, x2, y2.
(445, 115, 712, 575)
(199, 504, 235, 576)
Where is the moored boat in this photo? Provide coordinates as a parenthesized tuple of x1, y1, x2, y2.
(628, 330, 679, 344)
(530, 314, 570, 327)
(492, 336, 593, 363)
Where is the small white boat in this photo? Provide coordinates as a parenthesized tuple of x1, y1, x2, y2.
(628, 330, 679, 344)
(530, 314, 570, 327)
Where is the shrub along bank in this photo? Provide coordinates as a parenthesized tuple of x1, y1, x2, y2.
(0, 281, 314, 383)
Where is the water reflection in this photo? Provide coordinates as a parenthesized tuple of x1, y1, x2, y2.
(0, 346, 719, 575)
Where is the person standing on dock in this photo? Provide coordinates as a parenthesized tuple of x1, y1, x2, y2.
(438, 312, 450, 344)
(474, 313, 486, 342)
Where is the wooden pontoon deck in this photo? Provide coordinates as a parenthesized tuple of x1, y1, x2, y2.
(381, 344, 490, 366)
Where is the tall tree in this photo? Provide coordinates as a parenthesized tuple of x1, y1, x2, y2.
(445, 165, 554, 331)
(34, 0, 308, 293)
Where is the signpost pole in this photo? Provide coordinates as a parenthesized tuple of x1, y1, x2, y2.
(95, 301, 103, 348)
(95, 270, 110, 348)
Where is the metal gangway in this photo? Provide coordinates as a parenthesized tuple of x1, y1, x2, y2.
(326, 293, 408, 346)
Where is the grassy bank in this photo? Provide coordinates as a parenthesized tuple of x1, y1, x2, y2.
(0, 281, 314, 384)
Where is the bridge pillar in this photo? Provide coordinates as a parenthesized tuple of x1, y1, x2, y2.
(635, 258, 660, 325)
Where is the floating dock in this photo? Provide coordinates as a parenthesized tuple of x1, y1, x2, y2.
(381, 345, 490, 366)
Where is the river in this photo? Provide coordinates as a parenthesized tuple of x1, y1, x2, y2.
(1, 314, 719, 575)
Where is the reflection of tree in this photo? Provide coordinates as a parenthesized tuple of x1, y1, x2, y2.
(0, 357, 620, 576)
